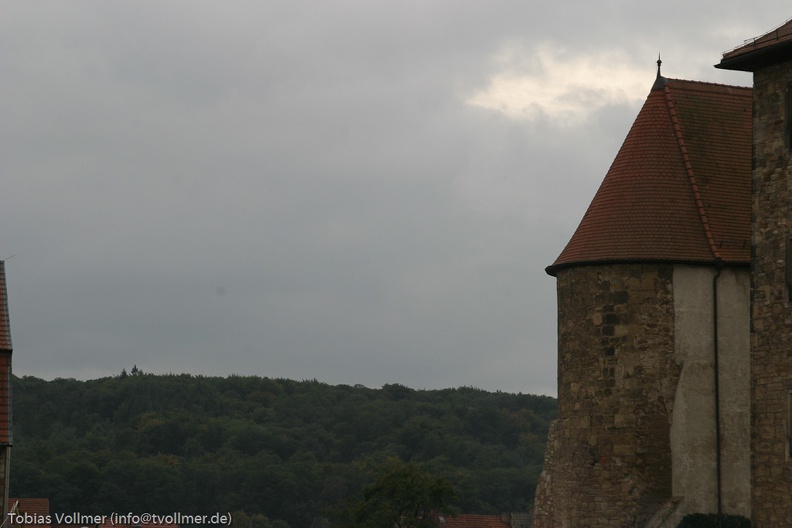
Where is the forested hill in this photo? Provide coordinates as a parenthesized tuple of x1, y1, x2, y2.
(9, 373, 556, 528)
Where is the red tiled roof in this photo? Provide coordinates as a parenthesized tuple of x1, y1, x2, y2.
(0, 262, 11, 445)
(9, 498, 50, 517)
(9, 498, 51, 528)
(547, 77, 752, 276)
(0, 262, 11, 352)
(434, 514, 512, 528)
(718, 17, 792, 71)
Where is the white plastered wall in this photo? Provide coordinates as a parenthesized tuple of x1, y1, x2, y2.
(668, 265, 751, 523)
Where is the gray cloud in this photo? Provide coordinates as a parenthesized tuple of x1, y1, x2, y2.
(1, 1, 787, 394)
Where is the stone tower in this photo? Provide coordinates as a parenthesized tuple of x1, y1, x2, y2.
(0, 261, 12, 525)
(718, 17, 792, 527)
(531, 70, 753, 526)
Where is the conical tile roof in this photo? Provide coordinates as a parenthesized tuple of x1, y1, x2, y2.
(547, 77, 752, 276)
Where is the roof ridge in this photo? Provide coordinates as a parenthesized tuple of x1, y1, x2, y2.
(662, 84, 722, 261)
(665, 77, 752, 91)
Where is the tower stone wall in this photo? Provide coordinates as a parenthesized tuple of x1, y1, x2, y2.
(532, 264, 679, 528)
(750, 58, 792, 527)
(533, 263, 751, 527)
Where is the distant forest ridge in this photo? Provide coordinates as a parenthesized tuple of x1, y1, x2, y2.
(9, 372, 556, 528)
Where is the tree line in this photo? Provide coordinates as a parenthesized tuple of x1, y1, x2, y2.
(9, 372, 556, 528)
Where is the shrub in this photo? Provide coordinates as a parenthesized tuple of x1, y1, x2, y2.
(677, 513, 750, 528)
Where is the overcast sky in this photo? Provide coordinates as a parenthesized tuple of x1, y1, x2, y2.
(1, 2, 787, 395)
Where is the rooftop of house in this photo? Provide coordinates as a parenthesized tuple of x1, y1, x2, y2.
(0, 262, 10, 353)
(8, 498, 50, 528)
(546, 71, 752, 276)
(434, 513, 515, 528)
(718, 17, 792, 71)
(0, 261, 11, 446)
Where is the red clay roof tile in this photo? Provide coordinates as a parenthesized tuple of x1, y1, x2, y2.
(0, 262, 11, 352)
(547, 78, 751, 275)
(9, 498, 50, 528)
(434, 513, 513, 528)
(0, 262, 11, 445)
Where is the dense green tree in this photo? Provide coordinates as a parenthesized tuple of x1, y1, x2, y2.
(9, 373, 556, 528)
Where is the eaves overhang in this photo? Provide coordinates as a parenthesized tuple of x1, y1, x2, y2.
(716, 41, 792, 72)
(545, 258, 750, 277)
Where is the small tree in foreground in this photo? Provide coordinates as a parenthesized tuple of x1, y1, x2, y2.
(338, 458, 457, 528)
(677, 513, 751, 528)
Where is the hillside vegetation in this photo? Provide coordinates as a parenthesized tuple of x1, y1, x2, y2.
(9, 372, 555, 528)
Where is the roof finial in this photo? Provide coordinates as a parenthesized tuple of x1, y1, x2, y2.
(652, 52, 667, 91)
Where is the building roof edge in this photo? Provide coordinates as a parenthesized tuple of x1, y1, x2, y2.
(545, 258, 750, 277)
